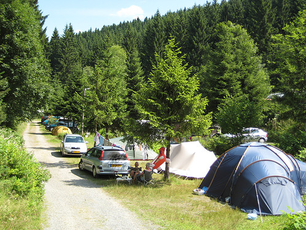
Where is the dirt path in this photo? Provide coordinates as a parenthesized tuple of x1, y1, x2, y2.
(24, 121, 156, 230)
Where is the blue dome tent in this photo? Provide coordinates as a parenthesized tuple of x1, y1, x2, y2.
(199, 142, 306, 215)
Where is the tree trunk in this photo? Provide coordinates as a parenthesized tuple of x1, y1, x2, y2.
(164, 137, 171, 180)
(106, 126, 109, 140)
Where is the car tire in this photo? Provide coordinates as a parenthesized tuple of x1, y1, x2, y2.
(259, 138, 265, 143)
(92, 166, 97, 178)
(79, 160, 84, 171)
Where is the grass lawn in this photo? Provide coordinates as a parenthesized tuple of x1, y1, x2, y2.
(40, 124, 290, 230)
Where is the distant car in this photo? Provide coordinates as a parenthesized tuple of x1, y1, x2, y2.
(222, 127, 268, 143)
(60, 134, 88, 156)
(242, 127, 268, 143)
(78, 146, 130, 177)
(41, 115, 49, 124)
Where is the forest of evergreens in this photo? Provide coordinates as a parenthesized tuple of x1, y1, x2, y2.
(2, 0, 306, 156)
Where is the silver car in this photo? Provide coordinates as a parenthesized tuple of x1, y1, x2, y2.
(242, 127, 268, 142)
(60, 134, 88, 156)
(223, 127, 268, 143)
(78, 146, 130, 177)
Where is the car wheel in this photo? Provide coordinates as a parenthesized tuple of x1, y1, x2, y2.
(259, 138, 265, 143)
(79, 160, 84, 171)
(92, 166, 97, 178)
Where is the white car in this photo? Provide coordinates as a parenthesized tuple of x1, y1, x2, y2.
(223, 127, 268, 143)
(242, 127, 268, 143)
(60, 134, 88, 156)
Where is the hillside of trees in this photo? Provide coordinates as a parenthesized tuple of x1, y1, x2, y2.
(1, 0, 306, 156)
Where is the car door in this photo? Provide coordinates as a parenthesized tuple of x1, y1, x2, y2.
(82, 148, 96, 170)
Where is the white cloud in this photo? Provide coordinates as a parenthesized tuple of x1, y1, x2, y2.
(116, 5, 144, 20)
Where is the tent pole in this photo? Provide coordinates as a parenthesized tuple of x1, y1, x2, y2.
(255, 183, 263, 223)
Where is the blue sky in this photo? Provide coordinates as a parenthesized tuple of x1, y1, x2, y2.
(38, 0, 212, 38)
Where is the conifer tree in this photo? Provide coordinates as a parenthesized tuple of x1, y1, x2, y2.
(90, 45, 128, 139)
(201, 21, 270, 118)
(272, 10, 306, 122)
(186, 5, 211, 74)
(134, 37, 212, 180)
(58, 24, 83, 121)
(0, 0, 51, 127)
(123, 25, 144, 120)
(141, 11, 166, 78)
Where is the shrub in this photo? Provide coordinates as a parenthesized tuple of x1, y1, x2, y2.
(200, 136, 235, 156)
(0, 128, 50, 199)
(283, 208, 306, 230)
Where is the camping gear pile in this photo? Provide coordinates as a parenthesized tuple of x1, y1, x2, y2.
(198, 142, 306, 215)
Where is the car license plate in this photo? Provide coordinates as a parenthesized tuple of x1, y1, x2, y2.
(72, 151, 80, 153)
(111, 164, 121, 167)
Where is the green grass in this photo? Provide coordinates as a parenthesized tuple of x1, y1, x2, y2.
(0, 191, 45, 230)
(97, 161, 289, 230)
(39, 123, 290, 229)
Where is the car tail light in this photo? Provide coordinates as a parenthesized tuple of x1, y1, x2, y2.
(99, 150, 104, 161)
(124, 150, 129, 160)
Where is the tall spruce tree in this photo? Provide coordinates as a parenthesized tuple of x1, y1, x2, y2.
(186, 5, 210, 73)
(272, 10, 306, 122)
(89, 45, 128, 139)
(134, 37, 212, 180)
(0, 0, 51, 127)
(58, 24, 83, 121)
(48, 28, 62, 77)
(243, 0, 276, 62)
(141, 11, 167, 78)
(201, 21, 271, 118)
(123, 25, 144, 120)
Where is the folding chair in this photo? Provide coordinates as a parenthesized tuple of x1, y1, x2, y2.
(143, 170, 154, 185)
(137, 170, 154, 186)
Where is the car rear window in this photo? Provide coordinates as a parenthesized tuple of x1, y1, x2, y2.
(103, 150, 127, 160)
(66, 136, 84, 143)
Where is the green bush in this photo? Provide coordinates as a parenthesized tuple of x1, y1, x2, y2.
(269, 121, 306, 156)
(0, 128, 50, 199)
(200, 136, 235, 156)
(283, 208, 306, 230)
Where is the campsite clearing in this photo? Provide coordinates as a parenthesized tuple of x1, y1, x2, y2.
(42, 127, 290, 229)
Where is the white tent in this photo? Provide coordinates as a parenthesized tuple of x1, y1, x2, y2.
(161, 141, 217, 179)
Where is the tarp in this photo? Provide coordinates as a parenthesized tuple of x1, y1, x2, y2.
(160, 141, 217, 179)
(199, 142, 306, 215)
(52, 126, 72, 136)
(109, 137, 158, 160)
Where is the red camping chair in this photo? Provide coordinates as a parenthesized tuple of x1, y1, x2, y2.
(152, 147, 166, 173)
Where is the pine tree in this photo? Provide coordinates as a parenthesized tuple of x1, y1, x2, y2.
(0, 1, 51, 127)
(141, 11, 167, 78)
(48, 28, 62, 76)
(123, 25, 144, 120)
(272, 10, 306, 122)
(57, 24, 83, 121)
(201, 21, 271, 118)
(186, 5, 211, 74)
(89, 45, 128, 139)
(134, 37, 212, 180)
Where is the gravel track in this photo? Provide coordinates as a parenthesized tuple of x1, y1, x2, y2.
(23, 121, 158, 230)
